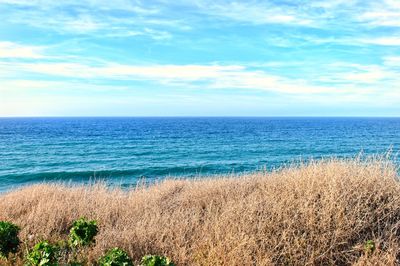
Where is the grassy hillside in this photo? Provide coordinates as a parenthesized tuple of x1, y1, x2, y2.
(1, 157, 400, 265)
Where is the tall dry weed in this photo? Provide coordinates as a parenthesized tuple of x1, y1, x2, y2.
(0, 157, 399, 265)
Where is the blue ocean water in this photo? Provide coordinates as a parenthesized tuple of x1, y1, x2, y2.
(0, 117, 399, 192)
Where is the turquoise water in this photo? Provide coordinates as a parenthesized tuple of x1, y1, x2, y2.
(0, 117, 399, 191)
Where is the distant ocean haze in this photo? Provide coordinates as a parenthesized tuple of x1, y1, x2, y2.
(0, 117, 399, 192)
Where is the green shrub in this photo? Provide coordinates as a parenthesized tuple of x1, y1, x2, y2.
(26, 241, 59, 266)
(0, 221, 20, 258)
(141, 255, 175, 266)
(98, 248, 133, 266)
(364, 240, 376, 253)
(68, 263, 83, 266)
(69, 217, 98, 247)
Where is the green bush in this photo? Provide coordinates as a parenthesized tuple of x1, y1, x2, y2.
(68, 263, 83, 266)
(0, 221, 20, 258)
(69, 217, 98, 247)
(26, 241, 59, 266)
(98, 248, 133, 266)
(364, 240, 376, 253)
(141, 255, 175, 266)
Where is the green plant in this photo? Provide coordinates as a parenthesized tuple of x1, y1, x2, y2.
(140, 255, 175, 266)
(364, 240, 376, 253)
(69, 218, 98, 247)
(68, 262, 83, 266)
(0, 221, 20, 258)
(26, 240, 59, 266)
(98, 248, 133, 266)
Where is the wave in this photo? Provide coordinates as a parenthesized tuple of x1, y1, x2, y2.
(0, 164, 254, 191)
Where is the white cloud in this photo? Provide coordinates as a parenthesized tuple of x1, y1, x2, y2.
(0, 42, 45, 58)
(61, 15, 104, 34)
(9, 12, 106, 34)
(384, 56, 400, 66)
(0, 0, 159, 13)
(309, 0, 353, 9)
(359, 37, 400, 46)
(0, 62, 244, 80)
(340, 65, 393, 83)
(319, 62, 399, 85)
(0, 79, 131, 94)
(0, 60, 350, 95)
(360, 11, 400, 27)
(0, 80, 58, 90)
(341, 71, 388, 83)
(358, 0, 400, 27)
(196, 1, 313, 26)
(0, 0, 32, 4)
(2, 59, 400, 116)
(1, 1, 173, 39)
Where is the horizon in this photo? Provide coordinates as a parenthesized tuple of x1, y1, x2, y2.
(1, 1, 400, 116)
(1, 115, 400, 119)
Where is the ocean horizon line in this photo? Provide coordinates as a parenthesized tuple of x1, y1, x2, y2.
(1, 116, 400, 119)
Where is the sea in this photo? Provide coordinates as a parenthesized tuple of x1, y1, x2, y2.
(0, 117, 399, 192)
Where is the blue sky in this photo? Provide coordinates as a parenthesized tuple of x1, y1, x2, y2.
(0, 0, 400, 116)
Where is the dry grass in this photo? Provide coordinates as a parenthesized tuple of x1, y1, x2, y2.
(1, 157, 400, 265)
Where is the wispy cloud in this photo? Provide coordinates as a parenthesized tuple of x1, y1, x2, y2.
(0, 59, 383, 97)
(384, 56, 400, 66)
(0, 42, 46, 58)
(359, 10, 400, 27)
(0, 0, 159, 13)
(1, 0, 400, 115)
(359, 37, 400, 46)
(1, 0, 177, 40)
(197, 1, 313, 26)
(356, 0, 400, 27)
(340, 66, 393, 83)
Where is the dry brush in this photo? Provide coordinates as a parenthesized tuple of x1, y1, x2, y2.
(1, 157, 400, 265)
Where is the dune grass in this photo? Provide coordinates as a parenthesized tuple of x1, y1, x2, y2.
(1, 157, 400, 265)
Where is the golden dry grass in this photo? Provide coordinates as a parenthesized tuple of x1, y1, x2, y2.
(1, 157, 400, 265)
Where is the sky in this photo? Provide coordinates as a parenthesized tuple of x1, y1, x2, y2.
(0, 0, 400, 116)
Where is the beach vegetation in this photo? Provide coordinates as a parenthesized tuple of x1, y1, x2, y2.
(26, 241, 59, 266)
(140, 255, 175, 266)
(1, 157, 400, 265)
(98, 247, 133, 266)
(364, 240, 376, 253)
(0, 221, 20, 258)
(69, 218, 98, 247)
